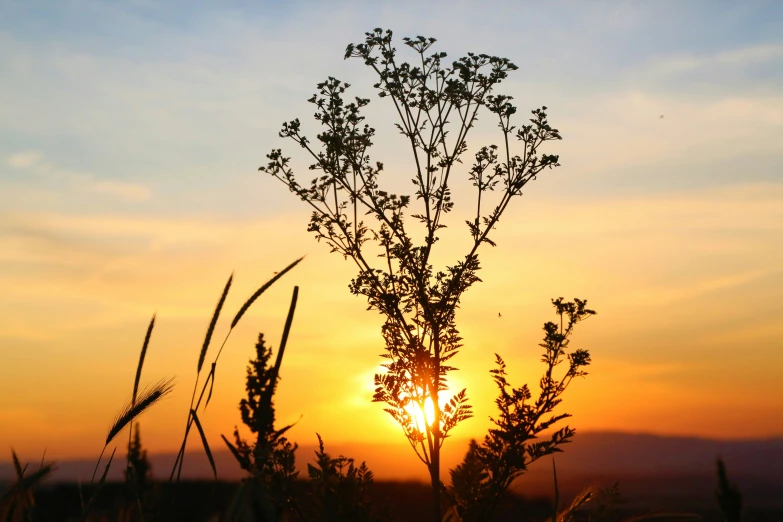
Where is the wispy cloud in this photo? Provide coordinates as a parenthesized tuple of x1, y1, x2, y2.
(6, 150, 151, 202)
(627, 267, 781, 307)
(640, 43, 783, 76)
(716, 43, 783, 66)
(558, 91, 783, 181)
(88, 179, 152, 201)
(7, 151, 42, 169)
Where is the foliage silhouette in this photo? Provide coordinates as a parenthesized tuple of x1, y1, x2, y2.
(222, 290, 387, 522)
(223, 326, 300, 520)
(125, 424, 152, 519)
(447, 298, 594, 521)
(716, 457, 742, 522)
(261, 27, 564, 519)
(305, 434, 387, 522)
(0, 450, 55, 522)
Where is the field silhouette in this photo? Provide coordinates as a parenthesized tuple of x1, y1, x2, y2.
(3, 432, 782, 519)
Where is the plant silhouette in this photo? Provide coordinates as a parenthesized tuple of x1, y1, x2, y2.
(170, 257, 303, 482)
(223, 328, 301, 520)
(306, 433, 387, 522)
(261, 27, 570, 519)
(125, 424, 152, 518)
(716, 458, 743, 522)
(447, 298, 594, 521)
(126, 424, 152, 486)
(221, 290, 388, 522)
(0, 450, 55, 522)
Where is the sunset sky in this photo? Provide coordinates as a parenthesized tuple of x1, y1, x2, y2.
(1, 0, 782, 474)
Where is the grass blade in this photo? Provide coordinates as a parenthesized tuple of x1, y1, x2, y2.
(90, 447, 106, 485)
(17, 464, 55, 493)
(133, 314, 156, 405)
(107, 378, 175, 445)
(276, 286, 299, 368)
(221, 434, 246, 468)
(271, 416, 301, 441)
(176, 274, 232, 481)
(559, 487, 593, 521)
(190, 409, 217, 480)
(199, 273, 233, 374)
(205, 363, 216, 409)
(129, 313, 156, 469)
(259, 286, 299, 417)
(170, 427, 191, 482)
(11, 450, 23, 479)
(230, 257, 303, 329)
(81, 447, 116, 522)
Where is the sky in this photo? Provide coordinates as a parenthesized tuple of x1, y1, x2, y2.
(1, 0, 782, 474)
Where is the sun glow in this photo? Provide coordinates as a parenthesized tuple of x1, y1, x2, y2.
(403, 380, 464, 433)
(363, 364, 467, 438)
(406, 396, 436, 432)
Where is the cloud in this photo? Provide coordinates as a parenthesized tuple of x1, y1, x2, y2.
(553, 91, 783, 183)
(627, 267, 781, 308)
(716, 43, 783, 66)
(5, 151, 151, 202)
(0, 208, 312, 310)
(7, 151, 42, 169)
(529, 182, 783, 235)
(84, 179, 151, 202)
(641, 43, 783, 76)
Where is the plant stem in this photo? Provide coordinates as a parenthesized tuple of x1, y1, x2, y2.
(430, 450, 441, 521)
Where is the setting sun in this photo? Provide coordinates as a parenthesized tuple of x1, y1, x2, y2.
(405, 396, 436, 434)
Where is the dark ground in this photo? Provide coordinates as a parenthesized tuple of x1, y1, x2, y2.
(5, 480, 548, 522)
(6, 479, 783, 522)
(3, 433, 781, 521)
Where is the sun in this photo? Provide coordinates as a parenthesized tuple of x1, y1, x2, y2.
(403, 376, 464, 433)
(406, 396, 436, 432)
(363, 364, 466, 435)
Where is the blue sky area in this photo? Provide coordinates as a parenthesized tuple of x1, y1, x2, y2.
(2, 0, 781, 217)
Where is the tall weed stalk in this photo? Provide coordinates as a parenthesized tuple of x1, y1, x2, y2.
(262, 28, 566, 519)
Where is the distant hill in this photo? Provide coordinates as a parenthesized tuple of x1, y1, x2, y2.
(2, 431, 782, 510)
(538, 431, 783, 477)
(508, 431, 783, 510)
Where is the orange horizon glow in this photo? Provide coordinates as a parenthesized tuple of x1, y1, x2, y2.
(2, 188, 783, 467)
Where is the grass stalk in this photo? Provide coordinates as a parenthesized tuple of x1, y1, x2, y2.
(170, 258, 303, 482)
(172, 273, 233, 481)
(93, 379, 174, 483)
(127, 313, 156, 470)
